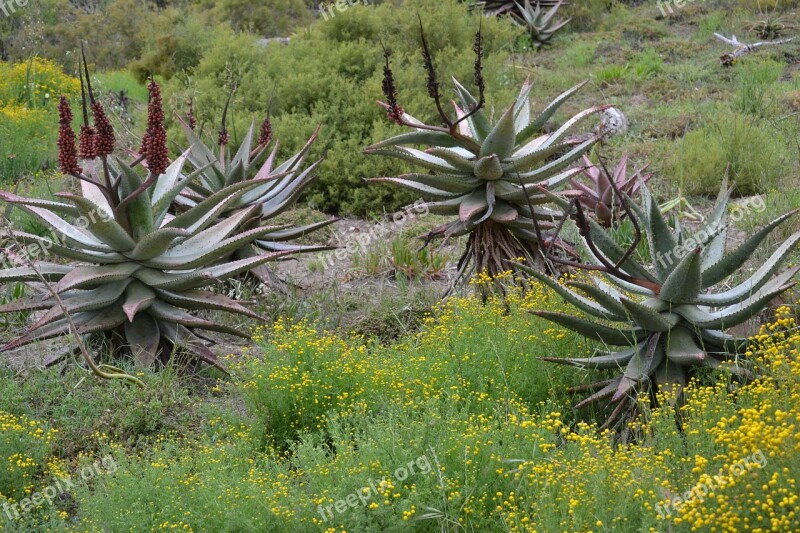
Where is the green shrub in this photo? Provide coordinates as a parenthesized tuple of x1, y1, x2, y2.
(163, 0, 519, 215)
(667, 110, 791, 197)
(733, 59, 784, 117)
(235, 286, 583, 449)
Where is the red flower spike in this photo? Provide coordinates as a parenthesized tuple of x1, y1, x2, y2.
(79, 124, 97, 160)
(91, 102, 116, 157)
(57, 96, 81, 175)
(258, 114, 273, 146)
(142, 78, 169, 176)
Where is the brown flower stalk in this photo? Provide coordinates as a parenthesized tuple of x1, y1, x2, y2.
(141, 78, 169, 176)
(57, 96, 81, 175)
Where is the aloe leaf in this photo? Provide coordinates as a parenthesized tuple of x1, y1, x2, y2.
(30, 282, 129, 330)
(665, 327, 705, 365)
(426, 148, 476, 172)
(543, 343, 643, 369)
(459, 189, 489, 222)
(675, 281, 794, 329)
(702, 210, 799, 288)
(504, 140, 579, 173)
(122, 281, 157, 322)
(1, 201, 112, 252)
(583, 219, 660, 284)
(11, 233, 127, 264)
(259, 219, 337, 241)
(490, 201, 519, 223)
(116, 162, 154, 240)
(518, 80, 588, 144)
(537, 106, 606, 151)
(480, 105, 517, 159)
(513, 78, 532, 133)
(56, 263, 141, 292)
(157, 321, 226, 372)
(696, 264, 800, 306)
(368, 177, 468, 198)
(366, 147, 462, 175)
(452, 78, 491, 140)
(612, 334, 663, 402)
(642, 186, 678, 279)
(517, 137, 599, 185)
(365, 130, 469, 151)
(697, 328, 748, 354)
(135, 251, 294, 290)
(514, 263, 625, 320)
(125, 313, 161, 367)
(659, 247, 702, 304)
(165, 206, 259, 258)
(0, 264, 72, 283)
(126, 227, 190, 261)
(146, 224, 282, 270)
(56, 193, 136, 252)
(421, 197, 464, 215)
(155, 288, 262, 320)
(619, 298, 679, 332)
(258, 161, 322, 219)
(147, 300, 248, 338)
(0, 191, 79, 218)
(231, 121, 255, 172)
(574, 377, 622, 409)
(1, 311, 100, 351)
(80, 178, 113, 218)
(531, 311, 643, 345)
(151, 150, 190, 209)
(566, 280, 629, 318)
(166, 178, 272, 231)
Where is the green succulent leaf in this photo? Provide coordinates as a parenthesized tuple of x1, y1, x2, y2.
(531, 310, 645, 346)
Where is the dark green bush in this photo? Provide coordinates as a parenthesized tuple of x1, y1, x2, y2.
(163, 0, 520, 215)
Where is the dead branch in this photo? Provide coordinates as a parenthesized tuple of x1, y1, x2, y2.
(713, 33, 794, 66)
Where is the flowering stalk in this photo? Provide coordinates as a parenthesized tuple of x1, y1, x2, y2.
(57, 96, 81, 175)
(141, 78, 169, 176)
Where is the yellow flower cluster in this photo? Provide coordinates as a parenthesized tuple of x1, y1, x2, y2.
(0, 58, 80, 108)
(0, 411, 58, 504)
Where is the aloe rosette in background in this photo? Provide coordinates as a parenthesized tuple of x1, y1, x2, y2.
(174, 112, 336, 289)
(568, 154, 652, 228)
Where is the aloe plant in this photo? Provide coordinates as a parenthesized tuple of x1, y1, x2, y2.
(512, 0, 571, 48)
(368, 71, 608, 292)
(515, 179, 800, 429)
(175, 114, 336, 288)
(568, 154, 652, 227)
(0, 80, 291, 371)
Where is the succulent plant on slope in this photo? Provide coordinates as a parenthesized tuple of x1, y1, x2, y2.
(568, 154, 652, 227)
(511, 0, 571, 48)
(468, 0, 565, 16)
(173, 108, 336, 288)
(367, 25, 608, 295)
(0, 77, 293, 371)
(515, 179, 800, 430)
